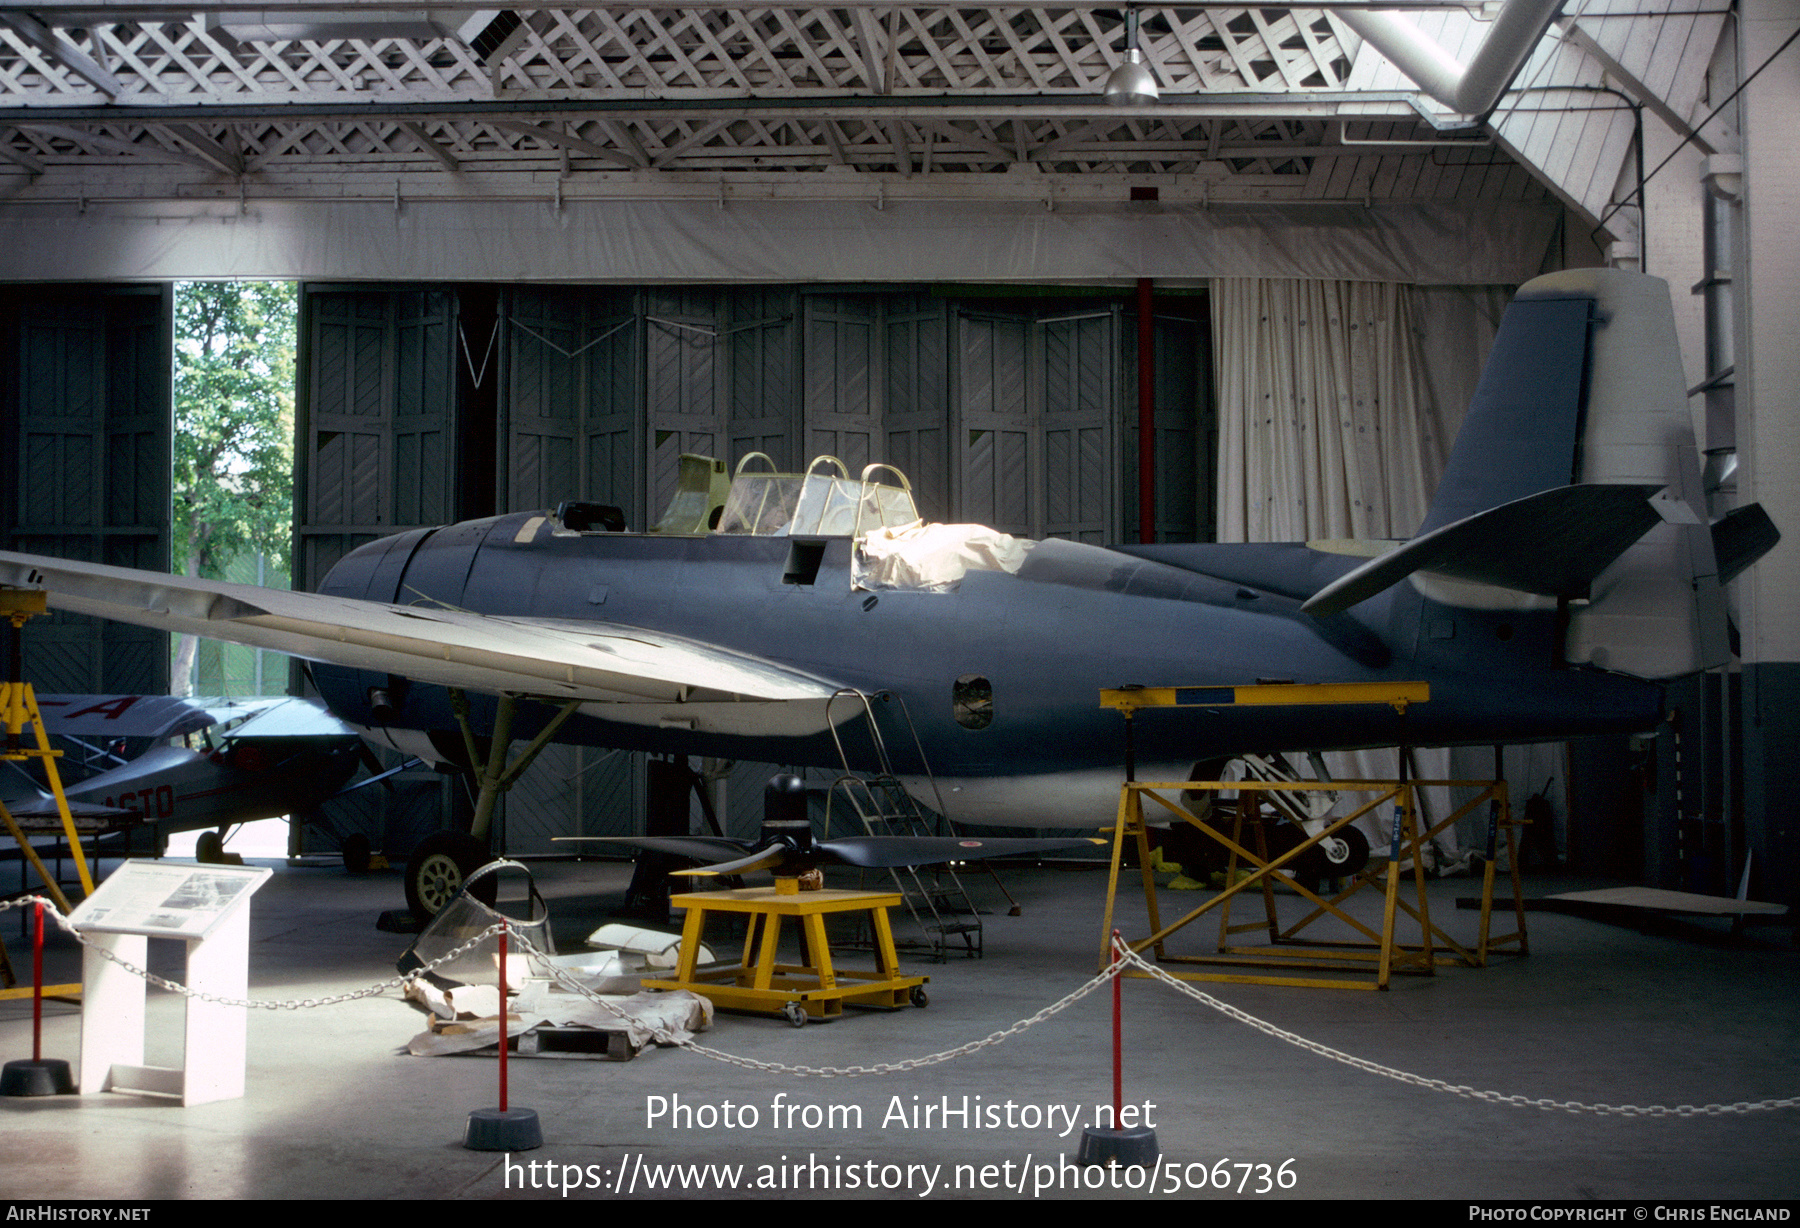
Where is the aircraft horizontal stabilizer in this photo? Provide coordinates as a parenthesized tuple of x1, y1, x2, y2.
(1300, 483, 1663, 617)
(0, 551, 847, 737)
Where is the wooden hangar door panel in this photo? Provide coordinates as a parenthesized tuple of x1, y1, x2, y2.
(500, 287, 641, 524)
(800, 291, 951, 524)
(728, 288, 798, 471)
(295, 286, 463, 592)
(0, 284, 170, 695)
(954, 302, 1118, 542)
(294, 285, 468, 861)
(644, 288, 726, 523)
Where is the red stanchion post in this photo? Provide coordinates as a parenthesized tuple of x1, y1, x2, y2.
(462, 918, 542, 1151)
(32, 898, 45, 1063)
(2, 896, 74, 1096)
(1076, 930, 1160, 1167)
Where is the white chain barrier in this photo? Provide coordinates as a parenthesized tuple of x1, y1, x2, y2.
(6, 893, 1795, 1118)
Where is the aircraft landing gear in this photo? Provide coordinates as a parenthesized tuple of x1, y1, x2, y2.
(404, 831, 494, 919)
(195, 830, 224, 863)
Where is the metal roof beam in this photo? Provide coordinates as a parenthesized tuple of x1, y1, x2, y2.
(490, 118, 638, 167)
(0, 130, 44, 174)
(0, 13, 121, 97)
(8, 0, 1479, 16)
(1556, 16, 1715, 154)
(15, 121, 224, 170)
(399, 121, 461, 172)
(0, 92, 1436, 126)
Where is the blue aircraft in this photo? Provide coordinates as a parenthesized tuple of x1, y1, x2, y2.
(0, 269, 1777, 911)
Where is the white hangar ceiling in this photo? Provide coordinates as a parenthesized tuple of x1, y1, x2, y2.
(0, 0, 1734, 282)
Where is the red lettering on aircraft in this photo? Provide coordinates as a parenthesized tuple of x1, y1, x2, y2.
(65, 696, 140, 721)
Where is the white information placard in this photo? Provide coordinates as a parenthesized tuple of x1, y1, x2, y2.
(69, 860, 270, 939)
(73, 859, 271, 1106)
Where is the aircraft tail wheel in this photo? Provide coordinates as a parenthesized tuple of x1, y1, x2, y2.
(405, 831, 496, 919)
(783, 1002, 808, 1028)
(195, 830, 225, 864)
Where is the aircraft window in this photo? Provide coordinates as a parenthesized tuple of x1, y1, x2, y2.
(651, 454, 731, 535)
(715, 454, 920, 539)
(953, 675, 993, 730)
(716, 473, 805, 535)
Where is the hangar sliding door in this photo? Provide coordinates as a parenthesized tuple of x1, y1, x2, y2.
(0, 285, 170, 696)
(501, 287, 640, 520)
(802, 291, 952, 522)
(955, 304, 1118, 542)
(294, 285, 470, 860)
(296, 287, 463, 591)
(496, 287, 646, 850)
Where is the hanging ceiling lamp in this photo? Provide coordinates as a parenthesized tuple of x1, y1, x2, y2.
(1103, 9, 1159, 106)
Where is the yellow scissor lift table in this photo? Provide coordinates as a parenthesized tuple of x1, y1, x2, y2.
(1097, 682, 1529, 991)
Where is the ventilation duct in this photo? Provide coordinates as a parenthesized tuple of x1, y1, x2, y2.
(1338, 0, 1565, 117)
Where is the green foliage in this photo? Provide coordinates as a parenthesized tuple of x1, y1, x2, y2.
(173, 281, 296, 582)
(172, 281, 296, 695)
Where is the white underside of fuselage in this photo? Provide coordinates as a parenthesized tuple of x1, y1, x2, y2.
(899, 764, 1191, 830)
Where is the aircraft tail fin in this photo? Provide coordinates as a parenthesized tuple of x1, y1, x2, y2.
(1332, 269, 1772, 680)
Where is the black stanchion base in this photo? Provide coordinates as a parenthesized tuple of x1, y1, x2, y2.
(1076, 1125, 1159, 1167)
(2, 1058, 75, 1097)
(464, 1106, 543, 1151)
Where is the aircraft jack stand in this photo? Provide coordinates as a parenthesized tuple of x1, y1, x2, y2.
(643, 885, 928, 1024)
(0, 590, 96, 980)
(1097, 773, 1527, 991)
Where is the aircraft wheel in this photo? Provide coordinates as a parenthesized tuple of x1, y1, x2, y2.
(784, 1002, 807, 1028)
(1307, 826, 1371, 878)
(341, 833, 372, 875)
(195, 831, 225, 864)
(405, 832, 494, 919)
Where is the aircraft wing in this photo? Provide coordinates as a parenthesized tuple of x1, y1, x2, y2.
(0, 552, 848, 737)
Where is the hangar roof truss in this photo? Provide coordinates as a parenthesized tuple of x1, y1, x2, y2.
(0, 1, 1733, 240)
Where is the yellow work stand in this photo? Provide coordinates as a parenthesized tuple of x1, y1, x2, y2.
(0, 587, 89, 1002)
(643, 887, 929, 1026)
(1097, 776, 1529, 990)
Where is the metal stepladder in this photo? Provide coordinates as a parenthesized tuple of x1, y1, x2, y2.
(822, 689, 983, 960)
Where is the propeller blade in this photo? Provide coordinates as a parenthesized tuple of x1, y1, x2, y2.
(552, 835, 759, 864)
(669, 843, 790, 877)
(818, 835, 1103, 869)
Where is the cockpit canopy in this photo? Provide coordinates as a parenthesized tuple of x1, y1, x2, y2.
(714, 454, 920, 538)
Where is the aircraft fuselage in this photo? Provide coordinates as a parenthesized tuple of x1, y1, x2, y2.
(311, 511, 1663, 824)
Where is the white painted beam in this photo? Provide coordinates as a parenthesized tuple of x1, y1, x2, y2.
(0, 13, 121, 98)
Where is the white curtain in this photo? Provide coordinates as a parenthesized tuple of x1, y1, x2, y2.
(1210, 277, 1515, 865)
(1214, 279, 1446, 542)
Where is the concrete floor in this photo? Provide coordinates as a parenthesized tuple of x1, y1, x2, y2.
(2, 854, 1796, 1202)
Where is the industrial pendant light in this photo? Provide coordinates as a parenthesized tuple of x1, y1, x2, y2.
(1103, 9, 1159, 106)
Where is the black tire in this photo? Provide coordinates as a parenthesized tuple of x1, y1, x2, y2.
(341, 833, 372, 875)
(404, 831, 495, 919)
(909, 986, 929, 1008)
(195, 830, 225, 864)
(1296, 824, 1370, 882)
